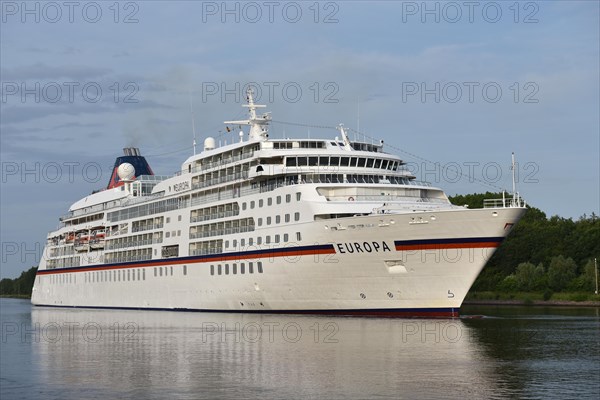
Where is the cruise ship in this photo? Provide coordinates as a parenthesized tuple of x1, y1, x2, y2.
(31, 91, 526, 317)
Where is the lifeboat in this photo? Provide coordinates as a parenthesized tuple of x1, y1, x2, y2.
(74, 233, 90, 252)
(90, 229, 106, 249)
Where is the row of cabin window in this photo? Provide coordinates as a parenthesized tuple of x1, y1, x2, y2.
(225, 232, 302, 248)
(50, 273, 75, 284)
(211, 262, 263, 276)
(52, 265, 191, 285)
(242, 192, 301, 210)
(273, 141, 324, 149)
(258, 213, 300, 226)
(165, 215, 183, 223)
(285, 156, 399, 171)
(84, 268, 147, 283)
(154, 266, 178, 277)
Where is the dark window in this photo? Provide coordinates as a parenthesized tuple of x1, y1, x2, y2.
(330, 157, 339, 166)
(297, 157, 307, 166)
(366, 158, 374, 168)
(319, 156, 329, 166)
(374, 159, 382, 169)
(309, 157, 318, 166)
(286, 157, 297, 167)
(258, 262, 263, 273)
(358, 158, 366, 167)
(340, 157, 350, 167)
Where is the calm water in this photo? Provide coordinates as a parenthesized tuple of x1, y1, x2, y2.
(1, 299, 598, 399)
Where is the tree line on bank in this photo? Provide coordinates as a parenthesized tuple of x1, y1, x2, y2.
(0, 193, 598, 298)
(0, 267, 37, 297)
(448, 192, 599, 295)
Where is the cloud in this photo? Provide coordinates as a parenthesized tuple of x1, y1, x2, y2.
(1, 63, 112, 81)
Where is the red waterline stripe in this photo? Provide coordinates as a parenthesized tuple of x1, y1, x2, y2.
(395, 242, 501, 251)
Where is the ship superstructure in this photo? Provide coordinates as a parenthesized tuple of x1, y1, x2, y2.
(31, 91, 525, 317)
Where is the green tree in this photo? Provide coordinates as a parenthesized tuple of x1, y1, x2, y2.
(515, 262, 545, 291)
(568, 259, 599, 292)
(0, 278, 15, 295)
(547, 256, 577, 291)
(497, 274, 518, 292)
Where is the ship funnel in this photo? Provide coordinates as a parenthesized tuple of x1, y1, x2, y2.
(107, 148, 154, 189)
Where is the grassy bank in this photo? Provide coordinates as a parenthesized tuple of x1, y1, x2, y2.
(466, 291, 600, 305)
(0, 294, 31, 300)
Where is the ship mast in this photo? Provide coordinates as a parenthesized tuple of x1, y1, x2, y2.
(224, 88, 271, 141)
(511, 152, 521, 207)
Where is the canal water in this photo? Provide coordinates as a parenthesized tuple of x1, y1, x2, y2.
(1, 298, 598, 399)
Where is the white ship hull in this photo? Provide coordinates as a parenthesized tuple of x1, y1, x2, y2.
(32, 92, 526, 317)
(32, 207, 524, 317)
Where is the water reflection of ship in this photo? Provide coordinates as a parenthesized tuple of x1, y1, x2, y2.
(31, 308, 506, 397)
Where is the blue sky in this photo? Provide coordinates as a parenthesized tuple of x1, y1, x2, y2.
(1, 1, 599, 278)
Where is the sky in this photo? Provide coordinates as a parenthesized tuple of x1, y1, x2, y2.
(1, 0, 599, 278)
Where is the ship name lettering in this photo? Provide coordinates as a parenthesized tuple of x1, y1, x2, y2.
(336, 241, 391, 254)
(173, 181, 190, 192)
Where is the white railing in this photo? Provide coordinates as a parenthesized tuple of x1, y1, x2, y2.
(483, 196, 526, 208)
